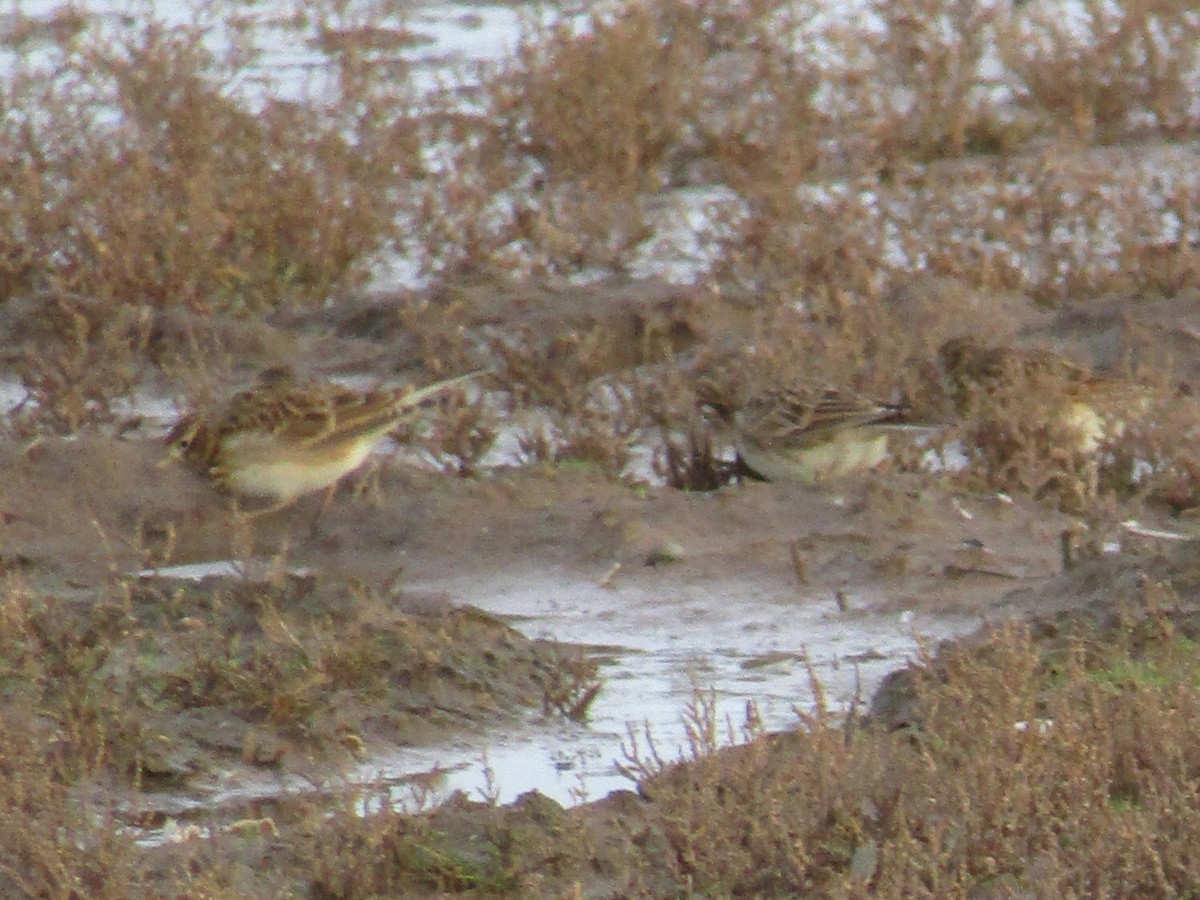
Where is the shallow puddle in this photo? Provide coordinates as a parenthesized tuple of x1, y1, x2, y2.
(133, 556, 981, 822)
(385, 566, 978, 806)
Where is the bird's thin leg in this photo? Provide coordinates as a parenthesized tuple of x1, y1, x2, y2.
(1084, 457, 1100, 500)
(308, 482, 338, 538)
(228, 502, 259, 575)
(351, 458, 385, 509)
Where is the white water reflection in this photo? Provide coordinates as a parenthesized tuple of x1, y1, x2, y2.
(375, 565, 975, 808)
(128, 558, 976, 820)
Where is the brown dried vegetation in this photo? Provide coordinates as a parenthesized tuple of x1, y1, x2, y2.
(13, 598, 1200, 897)
(0, 572, 583, 777)
(5, 0, 1200, 893)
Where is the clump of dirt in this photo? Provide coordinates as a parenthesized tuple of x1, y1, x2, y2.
(0, 563, 598, 791)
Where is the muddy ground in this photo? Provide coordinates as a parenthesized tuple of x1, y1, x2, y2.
(5, 278, 1200, 896)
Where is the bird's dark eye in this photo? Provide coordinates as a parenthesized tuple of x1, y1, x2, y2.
(165, 417, 197, 450)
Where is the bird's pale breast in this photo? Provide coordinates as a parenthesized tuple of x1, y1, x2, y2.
(215, 430, 385, 502)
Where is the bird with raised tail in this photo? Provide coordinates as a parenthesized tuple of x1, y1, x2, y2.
(165, 368, 486, 507)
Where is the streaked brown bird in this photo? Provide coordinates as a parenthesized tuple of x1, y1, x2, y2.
(725, 383, 932, 483)
(938, 336, 1150, 455)
(166, 368, 484, 507)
